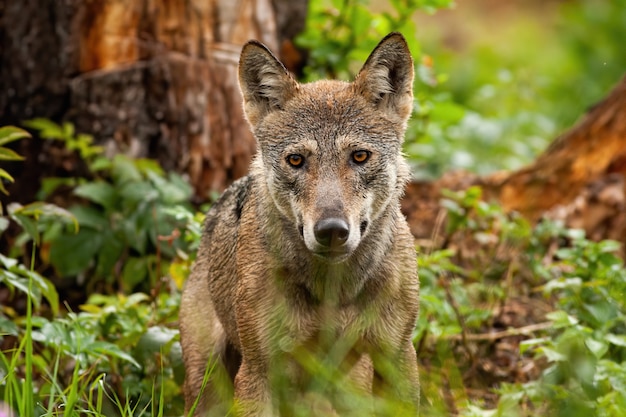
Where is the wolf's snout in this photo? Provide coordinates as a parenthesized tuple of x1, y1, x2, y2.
(314, 218, 349, 248)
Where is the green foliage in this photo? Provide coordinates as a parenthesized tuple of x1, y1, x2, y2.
(410, 0, 626, 177)
(297, 0, 453, 81)
(413, 187, 626, 416)
(18, 120, 197, 293)
(1, 290, 186, 416)
(0, 126, 29, 195)
(1, 121, 204, 415)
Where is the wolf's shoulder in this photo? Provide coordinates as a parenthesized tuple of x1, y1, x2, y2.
(202, 175, 251, 238)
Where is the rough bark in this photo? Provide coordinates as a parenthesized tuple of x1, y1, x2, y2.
(402, 76, 626, 253)
(0, 0, 308, 202)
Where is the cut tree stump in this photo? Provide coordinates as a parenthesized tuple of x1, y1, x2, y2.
(0, 0, 308, 202)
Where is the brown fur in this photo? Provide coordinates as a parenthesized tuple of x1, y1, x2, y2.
(180, 33, 419, 416)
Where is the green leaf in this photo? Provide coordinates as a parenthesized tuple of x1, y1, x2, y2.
(49, 228, 104, 276)
(585, 338, 608, 359)
(136, 326, 179, 362)
(69, 205, 108, 230)
(23, 118, 66, 140)
(87, 341, 141, 368)
(0, 126, 31, 146)
(23, 269, 60, 316)
(112, 155, 142, 185)
(0, 176, 11, 195)
(597, 239, 622, 253)
(541, 347, 568, 362)
(0, 146, 25, 161)
(94, 230, 125, 278)
(546, 310, 578, 328)
(118, 180, 159, 206)
(121, 256, 150, 290)
(74, 181, 117, 210)
(606, 333, 626, 347)
(89, 156, 112, 172)
(0, 217, 9, 234)
(520, 337, 549, 354)
(565, 228, 586, 240)
(38, 177, 78, 199)
(7, 202, 40, 244)
(10, 201, 79, 239)
(0, 314, 19, 336)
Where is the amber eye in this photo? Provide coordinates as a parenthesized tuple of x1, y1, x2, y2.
(352, 150, 371, 164)
(287, 154, 305, 168)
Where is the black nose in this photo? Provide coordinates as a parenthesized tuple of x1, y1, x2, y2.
(314, 218, 350, 248)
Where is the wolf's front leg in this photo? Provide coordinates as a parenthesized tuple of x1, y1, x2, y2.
(371, 341, 420, 416)
(233, 361, 274, 417)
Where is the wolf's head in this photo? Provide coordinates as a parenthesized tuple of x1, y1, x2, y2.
(239, 33, 414, 263)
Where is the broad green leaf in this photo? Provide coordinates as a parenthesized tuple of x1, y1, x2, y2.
(0, 217, 9, 234)
(606, 334, 626, 347)
(121, 256, 149, 291)
(0, 147, 25, 161)
(565, 228, 586, 240)
(38, 177, 78, 199)
(7, 202, 40, 244)
(134, 158, 164, 176)
(135, 326, 180, 370)
(88, 341, 140, 368)
(1, 272, 43, 309)
(74, 181, 117, 210)
(0, 253, 18, 269)
(49, 228, 104, 276)
(124, 292, 150, 307)
(14, 201, 77, 225)
(0, 177, 10, 195)
(94, 230, 124, 278)
(89, 156, 113, 172)
(0, 314, 19, 336)
(118, 180, 159, 207)
(546, 310, 578, 328)
(24, 269, 59, 316)
(69, 205, 108, 230)
(597, 239, 622, 253)
(585, 338, 608, 359)
(112, 155, 142, 184)
(0, 126, 31, 146)
(23, 118, 65, 139)
(541, 347, 568, 362)
(10, 201, 78, 240)
(146, 170, 192, 204)
(520, 337, 549, 355)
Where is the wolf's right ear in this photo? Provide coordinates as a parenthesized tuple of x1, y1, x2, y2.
(238, 41, 299, 127)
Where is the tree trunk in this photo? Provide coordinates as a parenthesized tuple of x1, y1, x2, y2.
(0, 0, 308, 202)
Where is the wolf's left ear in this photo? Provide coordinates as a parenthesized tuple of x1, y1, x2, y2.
(238, 41, 299, 127)
(353, 33, 414, 123)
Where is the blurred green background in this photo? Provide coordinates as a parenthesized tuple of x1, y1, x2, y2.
(299, 0, 626, 178)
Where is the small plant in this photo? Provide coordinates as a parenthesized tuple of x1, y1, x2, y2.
(0, 121, 202, 416)
(0, 126, 30, 195)
(19, 120, 197, 294)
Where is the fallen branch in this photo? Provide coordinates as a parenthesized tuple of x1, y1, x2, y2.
(441, 321, 554, 343)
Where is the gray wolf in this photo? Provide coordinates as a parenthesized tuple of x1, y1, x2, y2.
(180, 32, 420, 416)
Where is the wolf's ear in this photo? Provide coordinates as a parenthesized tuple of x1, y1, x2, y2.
(353, 33, 414, 123)
(238, 41, 299, 126)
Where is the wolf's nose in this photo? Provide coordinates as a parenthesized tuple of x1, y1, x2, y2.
(314, 218, 349, 248)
